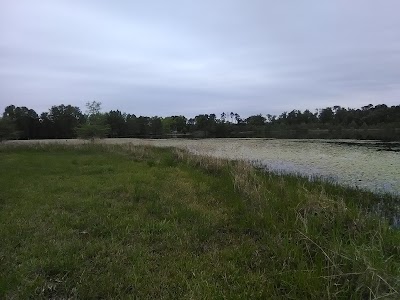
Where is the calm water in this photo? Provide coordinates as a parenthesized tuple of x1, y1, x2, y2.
(8, 138, 400, 195)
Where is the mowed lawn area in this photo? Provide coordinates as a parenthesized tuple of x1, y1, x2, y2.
(0, 144, 399, 299)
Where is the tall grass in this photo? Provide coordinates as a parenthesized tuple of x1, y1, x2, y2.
(0, 143, 399, 299)
(173, 147, 400, 299)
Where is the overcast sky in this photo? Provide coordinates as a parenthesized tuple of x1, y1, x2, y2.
(1, 0, 399, 117)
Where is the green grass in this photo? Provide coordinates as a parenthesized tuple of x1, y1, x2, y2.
(0, 144, 399, 299)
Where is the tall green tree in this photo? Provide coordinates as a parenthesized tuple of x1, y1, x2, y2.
(319, 107, 334, 124)
(77, 101, 110, 139)
(125, 114, 138, 137)
(3, 105, 40, 139)
(48, 104, 85, 138)
(246, 114, 266, 126)
(136, 116, 151, 136)
(106, 110, 126, 137)
(149, 117, 163, 136)
(0, 117, 17, 141)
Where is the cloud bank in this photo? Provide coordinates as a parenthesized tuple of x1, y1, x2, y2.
(1, 0, 399, 117)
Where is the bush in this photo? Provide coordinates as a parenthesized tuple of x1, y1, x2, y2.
(76, 124, 110, 140)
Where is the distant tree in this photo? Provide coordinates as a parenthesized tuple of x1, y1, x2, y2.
(277, 112, 288, 125)
(194, 114, 209, 131)
(173, 116, 187, 133)
(246, 114, 266, 126)
(2, 105, 40, 139)
(162, 117, 174, 134)
(319, 107, 334, 124)
(220, 112, 226, 122)
(333, 107, 347, 125)
(2, 101, 399, 141)
(149, 116, 163, 136)
(77, 101, 110, 140)
(85, 101, 104, 125)
(215, 121, 229, 137)
(362, 104, 374, 111)
(187, 118, 195, 132)
(234, 113, 243, 124)
(39, 112, 55, 138)
(48, 104, 85, 138)
(137, 116, 151, 136)
(86, 101, 102, 116)
(125, 114, 138, 136)
(0, 117, 17, 141)
(230, 112, 235, 123)
(302, 109, 317, 124)
(3, 105, 16, 119)
(163, 116, 187, 134)
(106, 110, 126, 137)
(76, 123, 110, 139)
(208, 114, 217, 135)
(287, 110, 301, 125)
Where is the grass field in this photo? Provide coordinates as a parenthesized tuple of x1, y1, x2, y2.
(0, 144, 399, 299)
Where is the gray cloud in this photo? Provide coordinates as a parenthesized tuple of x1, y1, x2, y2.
(0, 0, 399, 117)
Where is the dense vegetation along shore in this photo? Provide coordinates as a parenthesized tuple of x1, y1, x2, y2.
(1, 102, 399, 141)
(1, 144, 399, 298)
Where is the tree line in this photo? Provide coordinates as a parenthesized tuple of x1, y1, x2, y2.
(1, 102, 399, 141)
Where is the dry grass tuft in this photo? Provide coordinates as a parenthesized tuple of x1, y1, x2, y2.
(230, 160, 267, 213)
(173, 148, 228, 174)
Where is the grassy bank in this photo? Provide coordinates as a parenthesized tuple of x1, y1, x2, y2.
(0, 144, 399, 299)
